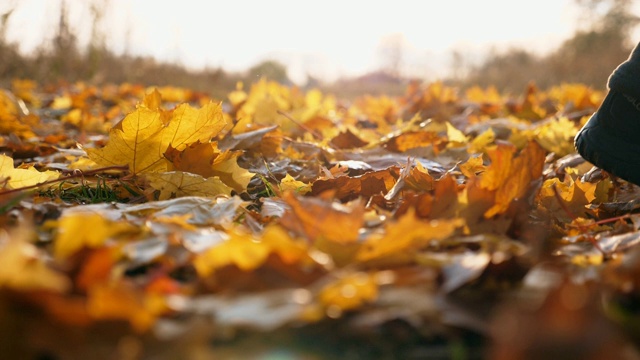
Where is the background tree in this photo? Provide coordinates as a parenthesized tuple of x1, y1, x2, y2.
(247, 60, 291, 84)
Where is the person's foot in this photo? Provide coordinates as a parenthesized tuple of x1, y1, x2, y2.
(575, 89, 640, 186)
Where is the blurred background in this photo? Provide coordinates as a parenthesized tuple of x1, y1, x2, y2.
(0, 0, 639, 98)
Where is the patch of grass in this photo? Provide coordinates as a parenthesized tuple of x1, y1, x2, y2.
(42, 176, 130, 204)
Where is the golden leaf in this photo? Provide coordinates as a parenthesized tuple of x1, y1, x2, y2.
(474, 141, 545, 218)
(87, 106, 167, 174)
(162, 102, 226, 151)
(460, 155, 485, 178)
(468, 128, 495, 154)
(87, 102, 226, 175)
(146, 171, 232, 200)
(357, 209, 464, 262)
(280, 173, 311, 194)
(0, 154, 59, 189)
(87, 282, 167, 332)
(319, 272, 378, 314)
(534, 117, 579, 157)
(193, 225, 311, 276)
(537, 177, 597, 221)
(446, 121, 468, 144)
(0, 239, 69, 292)
(403, 161, 436, 191)
(55, 213, 138, 259)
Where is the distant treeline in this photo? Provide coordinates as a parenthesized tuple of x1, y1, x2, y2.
(0, 0, 638, 97)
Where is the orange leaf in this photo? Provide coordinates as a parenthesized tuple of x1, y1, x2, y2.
(357, 209, 464, 263)
(280, 191, 365, 244)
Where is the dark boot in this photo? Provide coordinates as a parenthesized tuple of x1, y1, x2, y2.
(575, 90, 640, 185)
(574, 42, 640, 185)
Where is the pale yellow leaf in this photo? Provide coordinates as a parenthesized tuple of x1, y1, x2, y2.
(146, 171, 233, 200)
(55, 212, 138, 259)
(86, 106, 167, 174)
(162, 102, 226, 151)
(0, 154, 59, 189)
(280, 173, 311, 194)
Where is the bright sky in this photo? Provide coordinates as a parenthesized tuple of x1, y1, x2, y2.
(4, 0, 638, 83)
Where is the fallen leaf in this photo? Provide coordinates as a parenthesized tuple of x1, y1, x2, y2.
(87, 102, 226, 175)
(54, 212, 138, 259)
(357, 209, 464, 263)
(280, 191, 365, 244)
(0, 154, 59, 189)
(0, 238, 69, 292)
(146, 171, 232, 200)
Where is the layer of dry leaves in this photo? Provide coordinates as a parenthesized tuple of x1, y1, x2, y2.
(2, 79, 640, 359)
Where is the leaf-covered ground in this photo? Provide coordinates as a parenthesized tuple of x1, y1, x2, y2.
(1, 79, 640, 359)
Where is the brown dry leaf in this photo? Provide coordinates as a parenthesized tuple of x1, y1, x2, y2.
(329, 128, 370, 149)
(404, 160, 436, 191)
(280, 191, 365, 244)
(165, 142, 255, 193)
(384, 159, 435, 200)
(384, 131, 443, 153)
(431, 173, 461, 219)
(311, 168, 398, 201)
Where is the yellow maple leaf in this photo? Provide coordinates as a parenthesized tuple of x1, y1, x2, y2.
(146, 171, 232, 200)
(468, 128, 495, 154)
(279, 173, 311, 194)
(87, 102, 226, 175)
(536, 177, 597, 221)
(534, 117, 579, 157)
(193, 225, 311, 276)
(194, 229, 268, 275)
(446, 121, 468, 145)
(0, 238, 69, 292)
(54, 212, 138, 259)
(478, 141, 545, 218)
(162, 102, 226, 151)
(459, 155, 485, 178)
(87, 106, 166, 174)
(0, 154, 59, 189)
(142, 88, 163, 111)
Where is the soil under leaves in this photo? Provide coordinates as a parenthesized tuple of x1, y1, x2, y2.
(1, 79, 640, 359)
